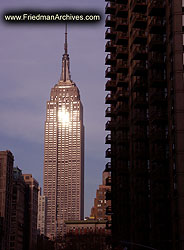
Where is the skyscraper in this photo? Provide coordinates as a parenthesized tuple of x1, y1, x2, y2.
(0, 150, 14, 250)
(43, 26, 84, 238)
(104, 1, 184, 250)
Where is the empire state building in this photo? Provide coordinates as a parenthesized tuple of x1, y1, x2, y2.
(43, 26, 84, 238)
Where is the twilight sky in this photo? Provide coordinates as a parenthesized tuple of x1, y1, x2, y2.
(0, 0, 107, 216)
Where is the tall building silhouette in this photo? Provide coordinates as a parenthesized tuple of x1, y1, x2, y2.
(43, 26, 84, 238)
(104, 1, 184, 250)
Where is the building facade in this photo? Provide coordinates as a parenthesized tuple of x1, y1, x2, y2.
(23, 174, 39, 250)
(0, 150, 14, 250)
(104, 0, 184, 249)
(91, 170, 111, 221)
(37, 187, 47, 236)
(10, 167, 25, 250)
(43, 26, 84, 238)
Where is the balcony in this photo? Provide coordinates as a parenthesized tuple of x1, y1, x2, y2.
(105, 54, 116, 66)
(115, 18, 128, 31)
(105, 80, 116, 91)
(106, 177, 112, 186)
(148, 16, 166, 34)
(115, 4, 128, 17)
(115, 102, 129, 114)
(133, 96, 148, 108)
(131, 13, 147, 29)
(115, 32, 128, 45)
(106, 206, 113, 215)
(105, 40, 116, 52)
(105, 134, 112, 144)
(105, 107, 115, 117)
(105, 162, 112, 172)
(148, 0, 165, 16)
(105, 93, 116, 104)
(116, 59, 128, 73)
(105, 15, 116, 27)
(105, 120, 116, 130)
(131, 77, 147, 92)
(105, 28, 116, 40)
(132, 61, 147, 76)
(148, 34, 166, 52)
(105, 67, 116, 78)
(132, 45, 147, 60)
(116, 73, 129, 87)
(131, 29, 147, 45)
(105, 2, 116, 14)
(116, 46, 128, 59)
(106, 148, 112, 158)
(131, 0, 147, 13)
(115, 89, 129, 101)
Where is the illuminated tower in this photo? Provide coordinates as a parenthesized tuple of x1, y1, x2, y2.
(43, 25, 84, 238)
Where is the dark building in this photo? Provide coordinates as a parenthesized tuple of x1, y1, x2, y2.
(0, 150, 14, 250)
(10, 167, 26, 250)
(104, 0, 184, 250)
(23, 174, 39, 250)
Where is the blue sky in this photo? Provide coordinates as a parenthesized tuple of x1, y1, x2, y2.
(0, 0, 107, 216)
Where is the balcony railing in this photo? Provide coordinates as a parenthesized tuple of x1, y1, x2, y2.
(105, 107, 114, 117)
(131, 0, 147, 13)
(131, 13, 147, 29)
(105, 66, 116, 78)
(105, 120, 116, 130)
(105, 148, 112, 158)
(115, 89, 129, 101)
(105, 134, 112, 144)
(105, 2, 116, 14)
(115, 18, 128, 31)
(105, 53, 116, 65)
(116, 73, 129, 87)
(105, 93, 116, 104)
(115, 32, 128, 45)
(105, 14, 116, 27)
(149, 16, 166, 34)
(105, 28, 116, 40)
(105, 80, 116, 91)
(115, 4, 128, 17)
(131, 29, 147, 44)
(116, 59, 128, 73)
(115, 102, 129, 114)
(105, 162, 112, 172)
(132, 45, 147, 60)
(148, 0, 166, 16)
(105, 40, 116, 52)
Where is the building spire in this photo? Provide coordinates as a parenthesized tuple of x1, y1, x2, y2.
(60, 24, 71, 82)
